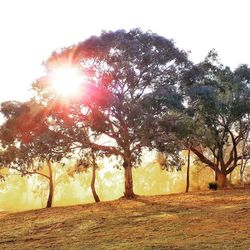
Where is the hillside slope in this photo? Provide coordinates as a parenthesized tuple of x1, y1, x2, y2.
(1, 189, 250, 249)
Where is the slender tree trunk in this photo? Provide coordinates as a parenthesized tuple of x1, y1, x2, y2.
(186, 148, 191, 193)
(240, 166, 244, 185)
(240, 159, 248, 186)
(46, 160, 54, 208)
(124, 161, 135, 199)
(91, 152, 100, 203)
(216, 171, 227, 188)
(229, 172, 232, 184)
(215, 172, 218, 182)
(215, 156, 219, 181)
(240, 129, 249, 185)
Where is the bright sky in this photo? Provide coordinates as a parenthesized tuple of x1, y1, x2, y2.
(0, 0, 249, 102)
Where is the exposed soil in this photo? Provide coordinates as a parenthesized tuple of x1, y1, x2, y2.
(1, 188, 250, 249)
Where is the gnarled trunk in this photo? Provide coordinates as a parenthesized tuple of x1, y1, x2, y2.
(46, 160, 54, 208)
(123, 161, 135, 199)
(216, 171, 227, 188)
(91, 152, 100, 203)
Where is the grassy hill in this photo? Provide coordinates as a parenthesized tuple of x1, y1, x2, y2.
(1, 189, 250, 249)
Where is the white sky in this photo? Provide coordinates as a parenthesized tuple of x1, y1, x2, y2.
(0, 0, 249, 102)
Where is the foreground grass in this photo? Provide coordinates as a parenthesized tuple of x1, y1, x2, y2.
(1, 189, 250, 249)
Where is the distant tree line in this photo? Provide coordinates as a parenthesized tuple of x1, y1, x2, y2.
(0, 29, 250, 208)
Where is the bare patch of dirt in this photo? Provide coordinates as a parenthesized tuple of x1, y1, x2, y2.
(1, 189, 250, 249)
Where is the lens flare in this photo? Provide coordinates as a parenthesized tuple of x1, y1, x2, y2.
(51, 67, 83, 97)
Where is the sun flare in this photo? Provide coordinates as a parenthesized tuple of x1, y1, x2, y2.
(51, 67, 83, 97)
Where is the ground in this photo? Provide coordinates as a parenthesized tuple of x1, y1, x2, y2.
(0, 189, 250, 249)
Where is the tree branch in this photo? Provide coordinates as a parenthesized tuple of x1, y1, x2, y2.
(190, 146, 218, 172)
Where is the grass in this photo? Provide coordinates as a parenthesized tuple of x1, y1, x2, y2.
(1, 188, 250, 249)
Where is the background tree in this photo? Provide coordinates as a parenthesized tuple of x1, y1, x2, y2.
(239, 114, 250, 184)
(71, 149, 101, 203)
(32, 163, 72, 207)
(0, 100, 72, 207)
(32, 29, 189, 198)
(183, 51, 250, 187)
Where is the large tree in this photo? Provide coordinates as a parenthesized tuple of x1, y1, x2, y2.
(183, 51, 250, 187)
(32, 29, 189, 198)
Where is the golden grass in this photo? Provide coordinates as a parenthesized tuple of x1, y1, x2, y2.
(1, 188, 250, 249)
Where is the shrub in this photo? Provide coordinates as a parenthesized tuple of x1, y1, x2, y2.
(208, 182, 218, 190)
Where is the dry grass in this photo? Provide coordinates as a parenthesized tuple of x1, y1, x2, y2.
(1, 188, 250, 249)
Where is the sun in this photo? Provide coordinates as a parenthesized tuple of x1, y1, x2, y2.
(51, 67, 83, 97)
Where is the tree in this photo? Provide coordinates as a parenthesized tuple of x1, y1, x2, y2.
(32, 29, 189, 198)
(70, 149, 101, 203)
(33, 162, 72, 207)
(239, 114, 250, 184)
(0, 100, 72, 207)
(183, 51, 250, 187)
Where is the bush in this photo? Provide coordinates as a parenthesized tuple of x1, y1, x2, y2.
(208, 182, 218, 190)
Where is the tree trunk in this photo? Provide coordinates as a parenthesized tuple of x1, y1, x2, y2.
(46, 160, 54, 208)
(186, 148, 191, 193)
(229, 172, 232, 184)
(91, 152, 100, 203)
(240, 128, 249, 185)
(124, 161, 135, 199)
(240, 170, 244, 185)
(216, 171, 227, 188)
(240, 159, 248, 186)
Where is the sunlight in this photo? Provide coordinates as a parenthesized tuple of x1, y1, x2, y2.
(51, 67, 83, 97)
